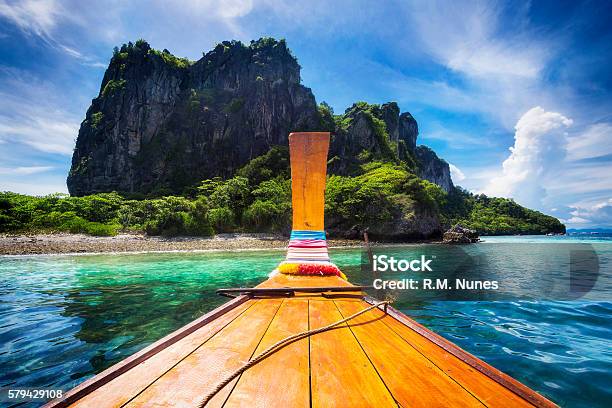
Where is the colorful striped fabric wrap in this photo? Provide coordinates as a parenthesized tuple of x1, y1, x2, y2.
(285, 230, 330, 263)
(278, 230, 345, 279)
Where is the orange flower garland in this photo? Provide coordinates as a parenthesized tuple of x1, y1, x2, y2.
(278, 262, 346, 280)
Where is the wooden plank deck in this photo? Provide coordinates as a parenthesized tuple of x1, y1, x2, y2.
(45, 274, 557, 408)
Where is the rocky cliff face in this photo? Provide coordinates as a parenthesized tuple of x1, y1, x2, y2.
(329, 102, 419, 162)
(395, 111, 453, 192)
(399, 112, 418, 150)
(68, 39, 318, 195)
(68, 38, 453, 197)
(326, 101, 453, 193)
(415, 146, 453, 192)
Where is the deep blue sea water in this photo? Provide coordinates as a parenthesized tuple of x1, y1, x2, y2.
(0, 235, 610, 407)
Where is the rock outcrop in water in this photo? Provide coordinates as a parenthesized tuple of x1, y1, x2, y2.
(443, 225, 480, 244)
(68, 38, 453, 197)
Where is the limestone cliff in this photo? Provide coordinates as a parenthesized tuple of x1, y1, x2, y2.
(68, 38, 453, 198)
(68, 39, 318, 195)
(415, 146, 453, 192)
(326, 102, 453, 193)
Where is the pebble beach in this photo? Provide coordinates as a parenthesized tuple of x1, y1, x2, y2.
(0, 233, 360, 256)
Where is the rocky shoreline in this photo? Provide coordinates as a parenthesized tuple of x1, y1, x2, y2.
(0, 233, 362, 256)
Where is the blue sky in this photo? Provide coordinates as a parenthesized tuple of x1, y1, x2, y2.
(1, 0, 611, 228)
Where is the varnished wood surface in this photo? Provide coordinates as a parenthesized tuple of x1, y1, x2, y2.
(288, 132, 330, 231)
(52, 274, 556, 408)
(72, 299, 254, 408)
(309, 298, 397, 407)
(334, 299, 484, 407)
(256, 272, 352, 289)
(126, 299, 283, 408)
(223, 299, 310, 408)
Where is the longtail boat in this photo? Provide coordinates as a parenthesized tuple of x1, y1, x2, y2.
(45, 132, 557, 407)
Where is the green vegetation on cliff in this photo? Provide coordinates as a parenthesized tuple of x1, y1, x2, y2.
(112, 39, 191, 70)
(0, 146, 564, 237)
(326, 162, 436, 228)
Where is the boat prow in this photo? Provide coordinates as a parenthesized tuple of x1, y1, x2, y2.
(44, 273, 557, 407)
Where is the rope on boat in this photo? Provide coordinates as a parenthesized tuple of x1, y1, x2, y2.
(197, 300, 390, 407)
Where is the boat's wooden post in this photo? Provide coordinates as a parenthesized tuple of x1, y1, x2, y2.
(288, 132, 330, 232)
(278, 132, 346, 279)
(276, 132, 345, 278)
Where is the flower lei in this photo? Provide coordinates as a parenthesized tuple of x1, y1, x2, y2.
(278, 262, 347, 280)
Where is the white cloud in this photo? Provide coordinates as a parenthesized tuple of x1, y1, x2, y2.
(58, 44, 84, 58)
(565, 216, 589, 225)
(483, 107, 572, 208)
(0, 0, 61, 37)
(381, 50, 561, 131)
(405, 1, 548, 79)
(0, 68, 80, 155)
(214, 0, 254, 19)
(83, 61, 108, 68)
(546, 162, 612, 197)
(0, 120, 77, 154)
(449, 163, 466, 183)
(0, 166, 54, 175)
(162, 0, 254, 19)
(566, 199, 612, 227)
(477, 106, 612, 226)
(0, 180, 67, 195)
(567, 123, 612, 161)
(455, 165, 501, 192)
(383, 0, 573, 132)
(149, 0, 256, 42)
(0, 0, 105, 64)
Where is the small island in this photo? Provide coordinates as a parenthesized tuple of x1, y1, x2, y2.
(0, 39, 564, 255)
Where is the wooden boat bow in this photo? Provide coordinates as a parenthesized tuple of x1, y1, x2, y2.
(44, 132, 558, 407)
(44, 274, 557, 407)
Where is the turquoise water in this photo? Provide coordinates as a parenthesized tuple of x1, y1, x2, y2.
(0, 237, 611, 407)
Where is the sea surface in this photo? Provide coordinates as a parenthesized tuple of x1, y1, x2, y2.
(0, 235, 611, 407)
